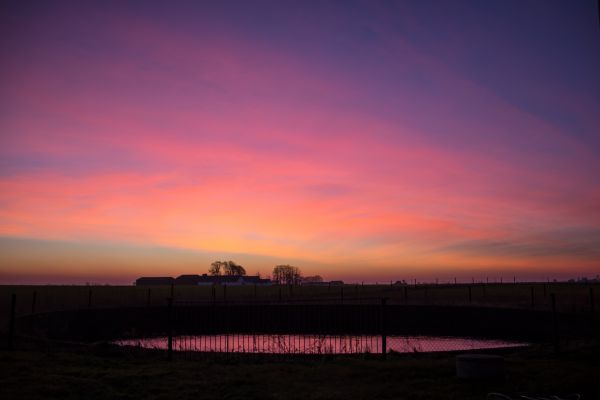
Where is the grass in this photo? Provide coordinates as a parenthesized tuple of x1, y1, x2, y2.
(0, 343, 599, 399)
(0, 283, 597, 399)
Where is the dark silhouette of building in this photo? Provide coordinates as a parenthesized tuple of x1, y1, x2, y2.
(135, 277, 174, 286)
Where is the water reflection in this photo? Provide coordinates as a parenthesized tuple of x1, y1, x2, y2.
(115, 335, 527, 354)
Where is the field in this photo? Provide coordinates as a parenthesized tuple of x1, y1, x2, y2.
(1, 282, 598, 322)
(1, 340, 599, 400)
(1, 283, 598, 399)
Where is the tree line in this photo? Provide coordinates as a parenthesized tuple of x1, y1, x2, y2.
(207, 261, 322, 285)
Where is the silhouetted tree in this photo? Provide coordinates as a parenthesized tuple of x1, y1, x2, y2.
(209, 260, 246, 276)
(272, 265, 302, 285)
(209, 261, 223, 276)
(223, 261, 246, 276)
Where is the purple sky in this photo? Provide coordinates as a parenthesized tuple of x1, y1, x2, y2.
(1, 1, 599, 284)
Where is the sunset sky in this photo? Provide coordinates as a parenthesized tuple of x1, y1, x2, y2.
(1, 1, 599, 284)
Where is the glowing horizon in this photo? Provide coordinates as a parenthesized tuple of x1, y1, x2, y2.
(1, 1, 599, 284)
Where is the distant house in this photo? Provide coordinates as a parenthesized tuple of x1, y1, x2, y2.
(135, 277, 174, 286)
(301, 280, 344, 286)
(196, 274, 272, 286)
(135, 274, 272, 286)
(174, 274, 202, 285)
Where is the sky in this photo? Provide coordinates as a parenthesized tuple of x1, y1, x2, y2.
(1, 0, 599, 284)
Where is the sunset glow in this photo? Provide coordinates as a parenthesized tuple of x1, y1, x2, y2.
(1, 1, 599, 284)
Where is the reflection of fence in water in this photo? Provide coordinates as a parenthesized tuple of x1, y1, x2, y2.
(116, 335, 526, 355)
(174, 335, 381, 354)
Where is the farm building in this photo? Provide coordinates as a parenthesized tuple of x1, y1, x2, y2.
(135, 275, 271, 286)
(135, 277, 174, 286)
(174, 274, 202, 285)
(196, 274, 272, 286)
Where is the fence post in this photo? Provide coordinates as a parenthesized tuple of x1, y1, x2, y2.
(254, 284, 257, 299)
(551, 293, 559, 354)
(223, 285, 227, 302)
(530, 286, 535, 308)
(590, 287, 595, 314)
(341, 286, 344, 303)
(8, 294, 16, 350)
(454, 277, 457, 285)
(468, 286, 472, 304)
(212, 285, 216, 303)
(170, 283, 175, 299)
(146, 288, 152, 307)
(88, 287, 92, 308)
(381, 298, 387, 359)
(404, 286, 408, 303)
(167, 297, 173, 361)
(31, 291, 37, 314)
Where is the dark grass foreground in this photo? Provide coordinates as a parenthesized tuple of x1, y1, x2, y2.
(0, 343, 598, 400)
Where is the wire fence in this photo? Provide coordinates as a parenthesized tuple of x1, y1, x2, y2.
(3, 285, 600, 359)
(1, 282, 598, 324)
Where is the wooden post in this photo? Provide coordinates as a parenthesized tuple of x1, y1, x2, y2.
(454, 277, 457, 285)
(530, 286, 535, 308)
(404, 286, 408, 303)
(31, 291, 37, 314)
(590, 287, 595, 314)
(254, 284, 257, 299)
(167, 297, 173, 361)
(551, 293, 559, 354)
(212, 285, 216, 303)
(381, 298, 387, 359)
(146, 288, 152, 307)
(170, 283, 174, 299)
(468, 286, 472, 304)
(340, 286, 344, 303)
(543, 283, 547, 298)
(8, 294, 16, 350)
(500, 277, 503, 284)
(223, 285, 227, 302)
(514, 276, 516, 284)
(88, 287, 92, 308)
(279, 286, 282, 302)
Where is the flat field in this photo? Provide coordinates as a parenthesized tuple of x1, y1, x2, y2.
(0, 342, 598, 400)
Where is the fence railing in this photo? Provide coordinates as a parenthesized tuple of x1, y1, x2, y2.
(4, 286, 600, 358)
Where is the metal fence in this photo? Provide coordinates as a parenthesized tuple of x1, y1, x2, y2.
(4, 287, 600, 359)
(112, 296, 597, 360)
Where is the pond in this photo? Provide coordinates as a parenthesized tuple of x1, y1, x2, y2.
(115, 334, 527, 354)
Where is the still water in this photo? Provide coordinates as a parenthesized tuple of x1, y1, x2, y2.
(115, 334, 527, 354)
